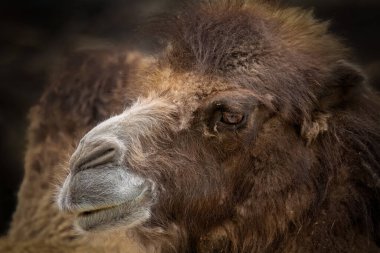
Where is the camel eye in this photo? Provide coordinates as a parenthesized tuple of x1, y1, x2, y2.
(221, 111, 244, 125)
(205, 100, 248, 131)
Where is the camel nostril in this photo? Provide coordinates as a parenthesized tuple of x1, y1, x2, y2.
(75, 144, 119, 171)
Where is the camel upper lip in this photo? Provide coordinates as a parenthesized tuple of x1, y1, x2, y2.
(75, 190, 149, 216)
(58, 165, 154, 214)
(73, 182, 153, 215)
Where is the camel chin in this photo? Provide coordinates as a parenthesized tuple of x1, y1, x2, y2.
(58, 165, 155, 232)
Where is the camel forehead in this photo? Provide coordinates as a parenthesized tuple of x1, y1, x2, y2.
(144, 66, 236, 105)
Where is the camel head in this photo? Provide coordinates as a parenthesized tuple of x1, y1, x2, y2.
(57, 2, 374, 251)
(57, 71, 272, 232)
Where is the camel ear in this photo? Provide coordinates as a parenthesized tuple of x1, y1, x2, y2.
(319, 60, 365, 110)
(301, 61, 365, 145)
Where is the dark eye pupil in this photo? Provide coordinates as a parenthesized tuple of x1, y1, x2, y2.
(221, 112, 243, 124)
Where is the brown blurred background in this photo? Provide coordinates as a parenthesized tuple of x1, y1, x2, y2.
(0, 0, 379, 235)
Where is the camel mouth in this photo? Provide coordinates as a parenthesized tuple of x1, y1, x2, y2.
(78, 205, 118, 217)
(74, 186, 154, 232)
(76, 203, 125, 230)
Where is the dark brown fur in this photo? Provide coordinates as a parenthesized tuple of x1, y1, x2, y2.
(135, 1, 380, 252)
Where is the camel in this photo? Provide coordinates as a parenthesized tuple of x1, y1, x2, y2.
(1, 1, 380, 252)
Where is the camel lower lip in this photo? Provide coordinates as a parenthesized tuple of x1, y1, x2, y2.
(76, 204, 126, 231)
(74, 188, 154, 231)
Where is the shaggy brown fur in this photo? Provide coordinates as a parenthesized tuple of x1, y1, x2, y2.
(1, 1, 380, 252)
(0, 49, 148, 252)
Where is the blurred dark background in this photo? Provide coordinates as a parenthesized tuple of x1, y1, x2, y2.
(0, 0, 379, 235)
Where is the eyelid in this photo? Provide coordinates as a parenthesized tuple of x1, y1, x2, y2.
(213, 102, 239, 113)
